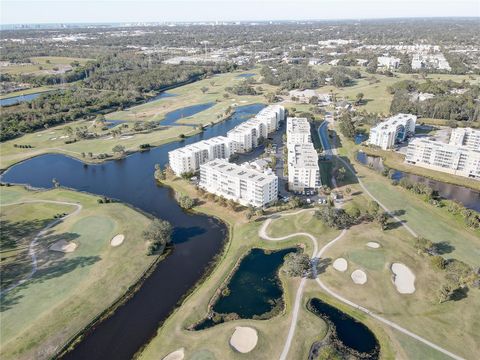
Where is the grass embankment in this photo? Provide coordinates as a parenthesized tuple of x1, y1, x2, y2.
(321, 219, 480, 360)
(138, 177, 341, 360)
(0, 69, 272, 171)
(322, 125, 480, 358)
(106, 68, 272, 124)
(0, 186, 155, 360)
(0, 86, 56, 100)
(1, 56, 93, 76)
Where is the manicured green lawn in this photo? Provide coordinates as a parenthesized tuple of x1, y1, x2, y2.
(321, 221, 480, 360)
(0, 186, 154, 360)
(0, 69, 273, 171)
(1, 57, 93, 76)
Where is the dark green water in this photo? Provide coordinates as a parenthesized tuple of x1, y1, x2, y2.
(194, 248, 296, 330)
(308, 298, 380, 359)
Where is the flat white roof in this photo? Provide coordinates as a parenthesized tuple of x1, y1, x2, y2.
(202, 159, 277, 185)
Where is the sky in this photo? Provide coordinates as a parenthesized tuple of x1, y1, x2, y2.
(1, 0, 479, 25)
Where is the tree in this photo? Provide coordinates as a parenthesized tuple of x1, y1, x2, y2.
(375, 211, 389, 230)
(200, 86, 209, 94)
(336, 167, 346, 181)
(345, 187, 352, 195)
(431, 255, 447, 270)
(112, 145, 125, 154)
(154, 163, 166, 181)
(355, 92, 364, 105)
(52, 178, 60, 188)
(437, 281, 457, 303)
(63, 126, 74, 137)
(368, 200, 380, 216)
(283, 252, 311, 277)
(414, 237, 435, 255)
(338, 112, 356, 139)
(178, 194, 195, 210)
(143, 219, 173, 255)
(316, 206, 353, 229)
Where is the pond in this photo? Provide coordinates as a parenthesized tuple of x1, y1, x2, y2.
(0, 91, 55, 106)
(308, 298, 379, 359)
(194, 248, 296, 330)
(1, 103, 265, 360)
(237, 73, 256, 78)
(356, 152, 480, 211)
(159, 102, 215, 126)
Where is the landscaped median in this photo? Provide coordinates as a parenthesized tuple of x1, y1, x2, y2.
(0, 186, 157, 360)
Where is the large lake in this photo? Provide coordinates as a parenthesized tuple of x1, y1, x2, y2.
(1, 103, 265, 360)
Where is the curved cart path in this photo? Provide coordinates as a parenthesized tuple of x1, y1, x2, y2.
(256, 119, 464, 360)
(0, 199, 82, 297)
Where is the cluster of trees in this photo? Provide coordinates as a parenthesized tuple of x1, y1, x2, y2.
(445, 200, 480, 229)
(143, 218, 173, 255)
(413, 237, 479, 303)
(388, 80, 480, 122)
(283, 252, 312, 277)
(1, 55, 236, 141)
(177, 194, 195, 210)
(225, 79, 257, 96)
(260, 64, 360, 90)
(337, 111, 356, 139)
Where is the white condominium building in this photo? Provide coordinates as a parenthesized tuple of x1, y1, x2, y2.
(168, 136, 235, 176)
(377, 56, 401, 70)
(286, 117, 321, 191)
(227, 105, 284, 152)
(449, 128, 480, 151)
(199, 159, 278, 207)
(405, 138, 480, 179)
(286, 117, 312, 145)
(287, 143, 321, 191)
(368, 113, 417, 150)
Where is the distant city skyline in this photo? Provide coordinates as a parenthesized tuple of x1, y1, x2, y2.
(1, 0, 479, 25)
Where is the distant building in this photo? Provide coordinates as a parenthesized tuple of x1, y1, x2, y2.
(411, 53, 451, 71)
(286, 117, 321, 191)
(449, 128, 480, 151)
(405, 138, 480, 179)
(377, 56, 401, 70)
(168, 136, 236, 176)
(199, 159, 278, 207)
(368, 114, 417, 150)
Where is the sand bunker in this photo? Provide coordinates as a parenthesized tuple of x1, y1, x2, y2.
(366, 242, 380, 249)
(230, 326, 258, 353)
(120, 136, 134, 140)
(162, 348, 184, 360)
(391, 263, 416, 294)
(50, 240, 77, 253)
(110, 234, 125, 247)
(333, 258, 348, 272)
(351, 269, 367, 284)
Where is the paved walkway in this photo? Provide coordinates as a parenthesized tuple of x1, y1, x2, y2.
(0, 199, 82, 297)
(258, 118, 464, 360)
